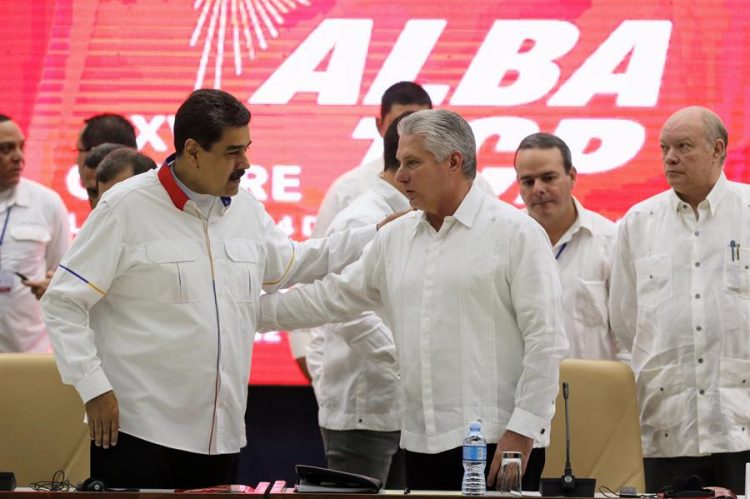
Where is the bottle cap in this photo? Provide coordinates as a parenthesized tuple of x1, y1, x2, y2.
(469, 421, 482, 432)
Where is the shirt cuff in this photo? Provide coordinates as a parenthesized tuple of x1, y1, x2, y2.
(75, 367, 113, 404)
(506, 406, 551, 445)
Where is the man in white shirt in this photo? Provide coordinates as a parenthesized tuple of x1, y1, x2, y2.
(0, 114, 69, 352)
(609, 106, 750, 493)
(41, 90, 380, 490)
(514, 132, 622, 360)
(312, 82, 432, 239)
(261, 110, 568, 491)
(306, 113, 412, 486)
(75, 114, 137, 208)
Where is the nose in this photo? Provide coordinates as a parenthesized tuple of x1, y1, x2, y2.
(237, 150, 250, 168)
(395, 165, 409, 184)
(12, 145, 24, 164)
(663, 147, 678, 164)
(531, 179, 545, 196)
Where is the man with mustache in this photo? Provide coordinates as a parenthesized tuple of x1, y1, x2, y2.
(41, 89, 380, 490)
(514, 132, 622, 360)
(0, 114, 69, 352)
(610, 106, 750, 492)
(260, 109, 568, 491)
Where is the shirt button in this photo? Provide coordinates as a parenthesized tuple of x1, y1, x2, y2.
(695, 262, 700, 267)
(699, 389, 705, 395)
(696, 326, 702, 331)
(694, 231, 700, 236)
(698, 358, 703, 364)
(682, 204, 688, 209)
(695, 293, 701, 299)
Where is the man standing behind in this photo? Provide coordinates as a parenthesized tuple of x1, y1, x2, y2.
(514, 133, 622, 360)
(610, 106, 750, 492)
(95, 148, 157, 198)
(75, 114, 137, 208)
(41, 89, 379, 490)
(312, 82, 432, 237)
(0, 114, 69, 352)
(306, 113, 412, 486)
(261, 110, 568, 491)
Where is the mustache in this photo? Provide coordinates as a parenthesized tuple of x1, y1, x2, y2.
(229, 169, 246, 181)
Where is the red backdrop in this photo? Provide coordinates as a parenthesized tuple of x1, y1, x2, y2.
(3, 0, 750, 384)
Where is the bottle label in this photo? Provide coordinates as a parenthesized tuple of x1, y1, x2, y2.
(463, 445, 487, 461)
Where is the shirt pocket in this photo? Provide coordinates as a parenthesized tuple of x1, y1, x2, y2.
(10, 225, 51, 243)
(145, 241, 202, 303)
(636, 364, 690, 430)
(718, 357, 750, 427)
(724, 247, 750, 299)
(223, 240, 259, 303)
(574, 278, 608, 329)
(634, 254, 673, 309)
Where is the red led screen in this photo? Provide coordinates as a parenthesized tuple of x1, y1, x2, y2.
(3, 0, 750, 384)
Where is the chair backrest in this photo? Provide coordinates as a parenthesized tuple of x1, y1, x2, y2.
(0, 353, 90, 487)
(541, 359, 645, 492)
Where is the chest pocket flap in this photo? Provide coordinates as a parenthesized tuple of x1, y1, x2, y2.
(10, 225, 51, 243)
(224, 240, 259, 263)
(146, 241, 200, 264)
(224, 241, 259, 303)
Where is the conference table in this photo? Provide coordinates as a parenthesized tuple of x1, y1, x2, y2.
(0, 488, 576, 499)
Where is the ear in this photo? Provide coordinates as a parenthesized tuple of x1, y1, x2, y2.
(446, 151, 464, 174)
(184, 139, 201, 166)
(375, 116, 385, 137)
(713, 138, 726, 162)
(569, 165, 577, 185)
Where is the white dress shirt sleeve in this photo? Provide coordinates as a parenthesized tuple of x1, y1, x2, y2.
(609, 220, 638, 353)
(41, 203, 125, 403)
(44, 193, 71, 271)
(260, 237, 385, 332)
(259, 207, 376, 292)
(505, 222, 569, 442)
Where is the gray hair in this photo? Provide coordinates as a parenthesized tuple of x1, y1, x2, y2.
(397, 109, 476, 179)
(701, 110, 728, 164)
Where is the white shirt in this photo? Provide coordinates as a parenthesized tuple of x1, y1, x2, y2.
(312, 157, 385, 238)
(41, 163, 375, 455)
(262, 182, 569, 454)
(307, 178, 408, 432)
(0, 178, 69, 352)
(552, 198, 622, 360)
(609, 172, 750, 458)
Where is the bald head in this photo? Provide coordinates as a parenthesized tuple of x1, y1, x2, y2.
(663, 106, 728, 164)
(660, 106, 727, 208)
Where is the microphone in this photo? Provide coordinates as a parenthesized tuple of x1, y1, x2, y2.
(540, 382, 596, 497)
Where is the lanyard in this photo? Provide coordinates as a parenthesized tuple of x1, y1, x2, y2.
(555, 242, 568, 261)
(0, 206, 11, 247)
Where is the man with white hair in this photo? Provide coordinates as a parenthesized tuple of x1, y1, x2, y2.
(610, 106, 750, 492)
(261, 109, 568, 491)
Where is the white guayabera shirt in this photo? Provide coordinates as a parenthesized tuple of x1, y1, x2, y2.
(262, 182, 569, 454)
(610, 172, 750, 458)
(551, 197, 624, 360)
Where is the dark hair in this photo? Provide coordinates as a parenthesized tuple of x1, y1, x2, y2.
(80, 114, 137, 150)
(84, 143, 129, 170)
(0, 114, 11, 123)
(383, 111, 415, 172)
(173, 89, 251, 156)
(380, 82, 432, 120)
(514, 133, 573, 173)
(96, 149, 157, 184)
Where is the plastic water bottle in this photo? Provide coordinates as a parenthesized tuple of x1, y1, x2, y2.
(461, 420, 487, 495)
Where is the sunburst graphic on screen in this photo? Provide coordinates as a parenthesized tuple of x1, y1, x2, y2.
(191, 0, 311, 89)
